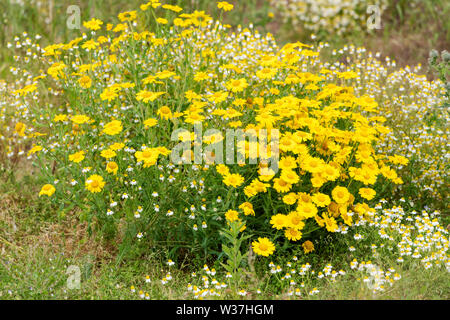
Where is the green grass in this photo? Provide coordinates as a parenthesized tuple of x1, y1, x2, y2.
(0, 247, 192, 300)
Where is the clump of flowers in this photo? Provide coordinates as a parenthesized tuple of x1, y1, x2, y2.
(310, 44, 448, 211)
(0, 1, 436, 263)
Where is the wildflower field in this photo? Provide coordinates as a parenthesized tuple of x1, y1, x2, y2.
(0, 0, 449, 300)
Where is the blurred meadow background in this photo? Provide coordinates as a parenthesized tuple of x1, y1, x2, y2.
(1, 0, 449, 77)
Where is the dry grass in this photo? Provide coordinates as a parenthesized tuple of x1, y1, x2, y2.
(0, 176, 116, 263)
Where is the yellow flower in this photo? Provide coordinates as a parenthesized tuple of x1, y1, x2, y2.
(83, 18, 103, 31)
(282, 192, 298, 205)
(272, 177, 292, 193)
(285, 228, 302, 241)
(100, 88, 119, 101)
(337, 71, 358, 80)
(118, 11, 137, 22)
(156, 146, 171, 156)
(297, 192, 312, 204)
(222, 173, 244, 188)
(318, 214, 338, 232)
(217, 1, 234, 11)
(103, 120, 123, 135)
(78, 75, 92, 89)
(216, 164, 230, 176)
(113, 23, 128, 33)
(252, 237, 275, 257)
(71, 115, 91, 124)
(302, 240, 314, 254)
(286, 211, 305, 230)
(136, 90, 165, 103)
(359, 188, 376, 200)
(143, 118, 158, 128)
(322, 165, 340, 181)
(53, 114, 68, 122)
(280, 170, 299, 185)
(256, 68, 277, 79)
(194, 72, 211, 82)
(47, 62, 66, 80)
(135, 148, 160, 168)
(332, 186, 350, 204)
(162, 4, 183, 13)
(183, 90, 200, 102)
(85, 174, 105, 193)
(239, 202, 255, 216)
(28, 145, 42, 156)
(100, 149, 116, 159)
(155, 70, 176, 79)
(15, 83, 37, 97)
(15, 122, 26, 136)
(303, 156, 325, 174)
(270, 214, 287, 230)
(156, 18, 168, 24)
(225, 209, 239, 222)
(184, 112, 205, 124)
(110, 142, 125, 151)
(69, 150, 85, 163)
(157, 106, 173, 120)
(81, 40, 99, 50)
(312, 192, 331, 207)
(225, 78, 248, 93)
(39, 184, 55, 197)
(106, 161, 118, 175)
(278, 156, 297, 171)
(297, 202, 317, 219)
(389, 155, 409, 166)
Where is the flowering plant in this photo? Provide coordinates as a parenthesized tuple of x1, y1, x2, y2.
(2, 1, 408, 261)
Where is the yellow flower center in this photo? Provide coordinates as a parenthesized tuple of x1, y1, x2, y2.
(142, 151, 152, 158)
